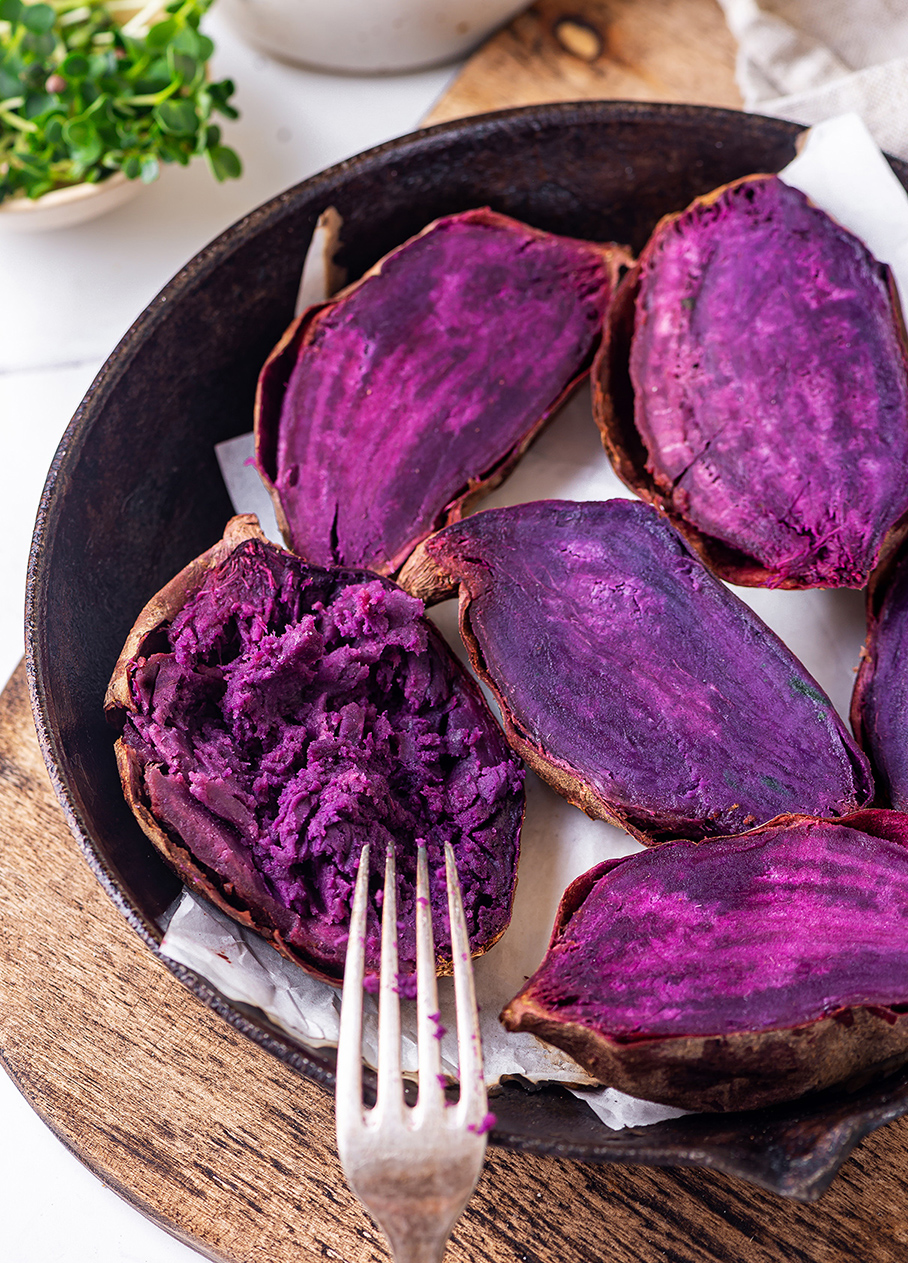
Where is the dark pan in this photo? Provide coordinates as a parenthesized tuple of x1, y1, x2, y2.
(25, 100, 908, 1201)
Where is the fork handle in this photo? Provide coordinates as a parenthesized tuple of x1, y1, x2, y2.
(383, 1223, 449, 1263)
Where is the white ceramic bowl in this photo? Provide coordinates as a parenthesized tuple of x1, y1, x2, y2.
(0, 5, 171, 233)
(219, 0, 529, 73)
(0, 172, 141, 234)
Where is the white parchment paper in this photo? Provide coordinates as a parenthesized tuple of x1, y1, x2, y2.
(163, 115, 908, 1131)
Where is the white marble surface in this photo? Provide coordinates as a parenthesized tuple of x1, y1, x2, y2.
(0, 7, 458, 1259)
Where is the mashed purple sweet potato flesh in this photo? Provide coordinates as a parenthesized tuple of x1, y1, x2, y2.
(618, 176, 908, 588)
(116, 536, 524, 986)
(256, 207, 624, 576)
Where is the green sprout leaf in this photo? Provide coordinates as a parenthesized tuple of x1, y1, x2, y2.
(61, 52, 89, 77)
(20, 3, 55, 34)
(23, 29, 55, 55)
(144, 17, 178, 48)
(167, 49, 198, 85)
(0, 0, 241, 203)
(207, 78, 238, 119)
(23, 88, 51, 116)
(207, 142, 240, 181)
(170, 25, 200, 56)
(62, 115, 102, 162)
(87, 49, 116, 79)
(155, 96, 195, 135)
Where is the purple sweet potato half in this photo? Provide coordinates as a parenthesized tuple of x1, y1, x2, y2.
(399, 499, 872, 844)
(255, 207, 628, 576)
(593, 175, 908, 589)
(502, 811, 908, 1112)
(852, 545, 908, 810)
(105, 516, 524, 988)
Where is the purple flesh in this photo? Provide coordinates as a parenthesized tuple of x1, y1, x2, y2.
(256, 208, 621, 574)
(420, 499, 872, 842)
(629, 176, 908, 588)
(853, 549, 908, 809)
(523, 818, 908, 1039)
(502, 812, 908, 1109)
(118, 537, 523, 985)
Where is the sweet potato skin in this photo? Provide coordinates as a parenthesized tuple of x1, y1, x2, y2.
(255, 207, 629, 576)
(106, 516, 524, 987)
(401, 499, 873, 844)
(502, 811, 908, 1112)
(852, 544, 908, 810)
(593, 175, 908, 589)
(106, 516, 325, 972)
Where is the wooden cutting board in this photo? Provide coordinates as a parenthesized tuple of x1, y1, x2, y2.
(424, 0, 742, 125)
(4, 5, 908, 1261)
(4, 659, 908, 1260)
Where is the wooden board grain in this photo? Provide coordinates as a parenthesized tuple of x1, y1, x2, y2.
(424, 0, 741, 126)
(3, 661, 908, 1261)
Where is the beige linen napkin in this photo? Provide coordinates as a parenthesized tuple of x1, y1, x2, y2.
(717, 0, 908, 159)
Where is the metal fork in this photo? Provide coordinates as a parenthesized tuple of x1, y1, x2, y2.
(336, 841, 489, 1263)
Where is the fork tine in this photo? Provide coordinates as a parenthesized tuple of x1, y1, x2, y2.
(336, 839, 489, 1263)
(414, 842, 444, 1124)
(335, 841, 370, 1142)
(375, 841, 404, 1119)
(445, 842, 487, 1130)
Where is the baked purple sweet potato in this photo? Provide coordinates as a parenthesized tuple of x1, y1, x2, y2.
(399, 499, 873, 844)
(593, 175, 908, 589)
(852, 545, 908, 809)
(105, 516, 524, 988)
(255, 207, 629, 576)
(502, 810, 908, 1112)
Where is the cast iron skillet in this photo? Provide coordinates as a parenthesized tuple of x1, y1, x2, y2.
(25, 100, 908, 1201)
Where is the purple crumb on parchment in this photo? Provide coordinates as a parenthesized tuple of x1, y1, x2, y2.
(120, 537, 522, 981)
(396, 974, 417, 1002)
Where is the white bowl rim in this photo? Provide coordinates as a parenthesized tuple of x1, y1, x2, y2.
(0, 170, 132, 216)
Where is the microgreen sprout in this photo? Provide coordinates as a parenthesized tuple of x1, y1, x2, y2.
(0, 0, 241, 203)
